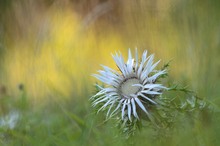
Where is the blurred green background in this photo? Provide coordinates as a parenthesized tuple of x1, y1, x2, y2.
(0, 0, 219, 145)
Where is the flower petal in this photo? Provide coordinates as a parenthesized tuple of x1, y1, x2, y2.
(145, 70, 166, 83)
(121, 99, 127, 120)
(141, 90, 162, 95)
(134, 97, 149, 115)
(140, 54, 154, 80)
(127, 99, 132, 121)
(97, 99, 113, 113)
(139, 93, 157, 104)
(127, 49, 134, 74)
(106, 100, 117, 118)
(131, 98, 139, 119)
(110, 99, 124, 117)
(135, 48, 138, 71)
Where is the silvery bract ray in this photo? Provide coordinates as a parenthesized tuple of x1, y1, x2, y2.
(91, 49, 167, 121)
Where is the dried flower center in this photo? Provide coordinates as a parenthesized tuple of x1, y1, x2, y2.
(120, 78, 140, 97)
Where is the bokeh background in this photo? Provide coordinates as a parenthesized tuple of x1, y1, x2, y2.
(0, 0, 219, 145)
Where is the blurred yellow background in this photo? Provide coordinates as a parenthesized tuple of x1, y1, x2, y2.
(0, 0, 219, 104)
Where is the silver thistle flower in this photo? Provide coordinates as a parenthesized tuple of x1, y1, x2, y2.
(91, 49, 167, 121)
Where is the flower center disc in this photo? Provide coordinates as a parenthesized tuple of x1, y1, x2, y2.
(120, 78, 140, 97)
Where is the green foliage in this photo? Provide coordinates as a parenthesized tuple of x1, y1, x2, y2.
(91, 81, 213, 142)
(0, 78, 219, 146)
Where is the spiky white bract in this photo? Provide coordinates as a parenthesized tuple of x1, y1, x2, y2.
(91, 49, 167, 122)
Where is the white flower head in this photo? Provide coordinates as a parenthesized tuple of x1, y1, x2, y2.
(0, 111, 20, 129)
(91, 49, 167, 121)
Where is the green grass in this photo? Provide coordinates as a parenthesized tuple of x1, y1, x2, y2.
(0, 78, 219, 146)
